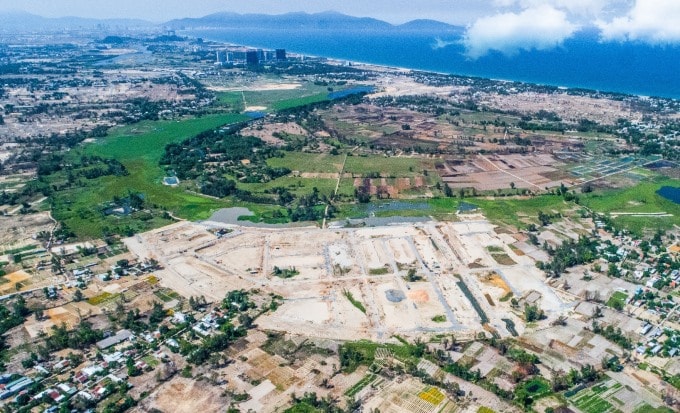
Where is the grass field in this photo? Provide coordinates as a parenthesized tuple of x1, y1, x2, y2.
(284, 402, 323, 413)
(243, 85, 330, 110)
(580, 177, 680, 234)
(238, 176, 355, 199)
(266, 152, 345, 173)
(50, 114, 247, 238)
(428, 195, 575, 228)
(606, 291, 628, 309)
(214, 91, 245, 112)
(344, 155, 434, 177)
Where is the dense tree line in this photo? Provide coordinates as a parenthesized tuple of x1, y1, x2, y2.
(200, 177, 237, 198)
(45, 322, 103, 351)
(539, 236, 599, 277)
(160, 128, 284, 181)
(591, 321, 633, 349)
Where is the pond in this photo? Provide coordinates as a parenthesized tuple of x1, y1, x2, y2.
(244, 111, 266, 119)
(327, 86, 375, 100)
(657, 186, 680, 204)
(458, 202, 479, 212)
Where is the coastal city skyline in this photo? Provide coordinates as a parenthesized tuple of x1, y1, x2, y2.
(2, 1, 680, 58)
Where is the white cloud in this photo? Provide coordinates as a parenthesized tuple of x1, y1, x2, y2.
(463, 5, 577, 58)
(597, 0, 680, 43)
(493, 0, 612, 17)
(431, 37, 458, 50)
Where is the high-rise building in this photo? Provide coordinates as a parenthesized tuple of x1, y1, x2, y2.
(215, 51, 226, 64)
(275, 49, 287, 61)
(246, 50, 259, 65)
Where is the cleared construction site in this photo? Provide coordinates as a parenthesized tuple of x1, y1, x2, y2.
(124, 214, 569, 342)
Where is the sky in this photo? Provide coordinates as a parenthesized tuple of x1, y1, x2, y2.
(1, 0, 679, 58)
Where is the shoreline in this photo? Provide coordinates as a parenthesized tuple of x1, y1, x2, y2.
(184, 28, 677, 102)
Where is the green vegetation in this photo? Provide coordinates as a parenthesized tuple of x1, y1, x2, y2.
(215, 91, 245, 112)
(524, 305, 546, 322)
(405, 268, 424, 282)
(48, 114, 247, 238)
(272, 93, 329, 111)
(338, 339, 426, 373)
(431, 315, 447, 323)
(580, 177, 680, 234)
(606, 291, 628, 310)
(516, 378, 551, 399)
(272, 266, 300, 279)
(267, 152, 345, 174)
(343, 290, 366, 314)
(345, 373, 378, 397)
(633, 404, 675, 413)
(490, 253, 517, 266)
(592, 321, 633, 349)
(667, 374, 680, 390)
(1, 245, 37, 255)
(369, 267, 389, 275)
(428, 196, 574, 228)
(343, 155, 432, 177)
(285, 392, 343, 413)
(154, 289, 181, 303)
(569, 386, 614, 413)
(244, 85, 329, 109)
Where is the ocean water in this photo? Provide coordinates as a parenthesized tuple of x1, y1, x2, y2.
(189, 28, 680, 99)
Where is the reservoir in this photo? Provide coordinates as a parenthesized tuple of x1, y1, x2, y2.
(657, 186, 680, 204)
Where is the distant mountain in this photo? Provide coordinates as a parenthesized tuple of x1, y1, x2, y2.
(0, 11, 152, 32)
(0, 10, 464, 35)
(396, 19, 463, 33)
(166, 11, 463, 33)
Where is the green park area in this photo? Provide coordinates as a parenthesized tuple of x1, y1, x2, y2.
(49, 114, 247, 238)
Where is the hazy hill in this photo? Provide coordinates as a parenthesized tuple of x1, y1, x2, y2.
(0, 11, 152, 32)
(396, 19, 463, 33)
(0, 10, 465, 35)
(165, 11, 463, 33)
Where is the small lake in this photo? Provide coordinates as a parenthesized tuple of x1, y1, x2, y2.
(206, 207, 311, 228)
(657, 186, 680, 204)
(328, 86, 375, 100)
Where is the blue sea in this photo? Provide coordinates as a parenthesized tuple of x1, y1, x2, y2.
(188, 28, 680, 99)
